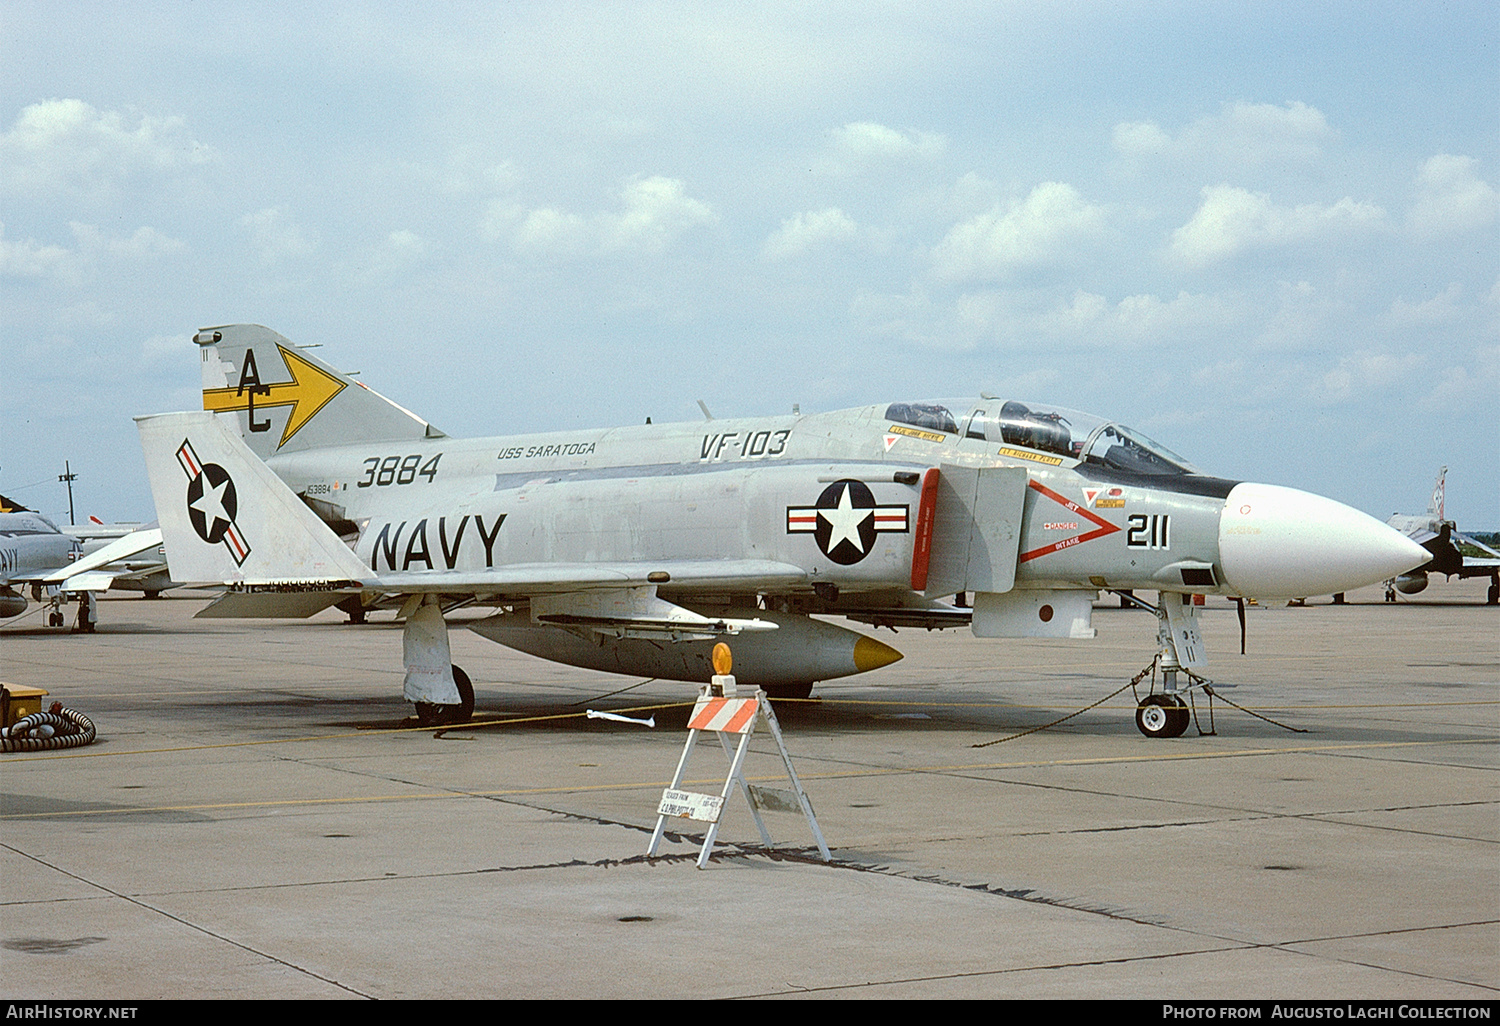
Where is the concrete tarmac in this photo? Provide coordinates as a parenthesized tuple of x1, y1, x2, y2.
(2, 581, 1496, 1000)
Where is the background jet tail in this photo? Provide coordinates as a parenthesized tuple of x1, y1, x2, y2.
(1429, 465, 1446, 520)
(136, 411, 372, 587)
(194, 323, 445, 459)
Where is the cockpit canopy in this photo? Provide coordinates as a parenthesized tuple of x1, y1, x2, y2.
(884, 399, 1199, 476)
(882, 401, 960, 436)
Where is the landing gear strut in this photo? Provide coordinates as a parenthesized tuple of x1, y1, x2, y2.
(403, 594, 474, 725)
(73, 593, 97, 633)
(1127, 591, 1216, 739)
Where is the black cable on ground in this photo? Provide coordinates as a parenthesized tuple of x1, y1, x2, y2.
(1189, 674, 1309, 734)
(970, 665, 1151, 749)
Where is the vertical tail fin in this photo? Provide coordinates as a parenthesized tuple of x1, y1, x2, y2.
(136, 411, 372, 586)
(195, 324, 445, 460)
(1429, 465, 1447, 520)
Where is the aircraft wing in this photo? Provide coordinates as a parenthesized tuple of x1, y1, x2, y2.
(1455, 531, 1500, 563)
(1400, 525, 1443, 547)
(372, 559, 808, 595)
(1454, 556, 1500, 577)
(0, 527, 166, 593)
(41, 528, 166, 589)
(196, 558, 808, 619)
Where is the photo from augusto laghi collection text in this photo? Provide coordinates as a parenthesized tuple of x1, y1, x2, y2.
(1160, 1005, 1493, 1020)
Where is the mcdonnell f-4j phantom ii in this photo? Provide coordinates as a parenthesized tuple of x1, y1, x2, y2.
(0, 497, 167, 630)
(1385, 467, 1500, 604)
(135, 324, 1428, 737)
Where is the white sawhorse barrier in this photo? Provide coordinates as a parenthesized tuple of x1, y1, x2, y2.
(647, 647, 829, 868)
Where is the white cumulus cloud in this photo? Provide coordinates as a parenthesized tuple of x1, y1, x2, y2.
(0, 222, 74, 279)
(1315, 351, 1424, 405)
(0, 98, 215, 200)
(1170, 185, 1385, 268)
(931, 182, 1109, 281)
(1041, 289, 1238, 343)
(1407, 154, 1499, 239)
(496, 175, 716, 258)
(1113, 100, 1332, 168)
(600, 175, 717, 253)
(69, 222, 185, 261)
(1384, 283, 1465, 328)
(762, 208, 858, 260)
(0, 220, 184, 284)
(826, 121, 945, 166)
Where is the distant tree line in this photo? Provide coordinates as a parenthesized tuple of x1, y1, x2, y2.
(1461, 531, 1499, 556)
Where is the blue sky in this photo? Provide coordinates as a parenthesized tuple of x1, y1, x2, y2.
(2, 2, 1496, 528)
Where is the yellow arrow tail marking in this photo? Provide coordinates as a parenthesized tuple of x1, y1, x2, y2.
(201, 344, 347, 448)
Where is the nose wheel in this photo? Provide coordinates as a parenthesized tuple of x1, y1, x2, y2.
(1136, 693, 1190, 738)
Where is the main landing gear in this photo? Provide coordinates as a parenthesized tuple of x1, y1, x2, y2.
(414, 665, 474, 726)
(403, 595, 475, 726)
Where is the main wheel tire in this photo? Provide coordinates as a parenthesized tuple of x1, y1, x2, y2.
(1136, 694, 1190, 738)
(414, 666, 475, 726)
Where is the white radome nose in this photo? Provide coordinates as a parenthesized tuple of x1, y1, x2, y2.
(1219, 483, 1430, 598)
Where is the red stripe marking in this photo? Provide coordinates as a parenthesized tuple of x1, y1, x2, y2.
(226, 529, 249, 561)
(177, 442, 201, 477)
(722, 700, 758, 733)
(687, 697, 727, 730)
(688, 697, 759, 733)
(910, 467, 940, 591)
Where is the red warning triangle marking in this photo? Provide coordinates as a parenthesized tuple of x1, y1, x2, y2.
(1019, 479, 1121, 563)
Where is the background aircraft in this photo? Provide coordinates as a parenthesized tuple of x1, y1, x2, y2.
(0, 496, 167, 630)
(1385, 467, 1500, 604)
(136, 324, 1426, 736)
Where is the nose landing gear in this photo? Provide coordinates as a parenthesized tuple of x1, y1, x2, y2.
(1135, 693, 1190, 738)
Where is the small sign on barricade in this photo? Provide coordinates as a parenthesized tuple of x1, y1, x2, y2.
(647, 644, 830, 869)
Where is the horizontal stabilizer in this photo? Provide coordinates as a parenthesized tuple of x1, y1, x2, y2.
(52, 571, 117, 593)
(1456, 531, 1500, 561)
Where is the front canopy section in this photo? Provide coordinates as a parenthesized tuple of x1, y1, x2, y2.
(885, 398, 1201, 477)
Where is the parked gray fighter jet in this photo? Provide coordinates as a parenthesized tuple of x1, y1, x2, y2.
(1385, 467, 1500, 604)
(135, 325, 1427, 736)
(0, 497, 166, 630)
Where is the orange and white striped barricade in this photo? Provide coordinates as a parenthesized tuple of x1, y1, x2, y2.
(648, 677, 829, 869)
